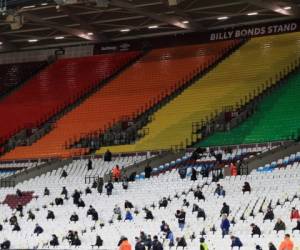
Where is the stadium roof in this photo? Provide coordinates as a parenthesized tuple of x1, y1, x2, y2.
(0, 0, 299, 51)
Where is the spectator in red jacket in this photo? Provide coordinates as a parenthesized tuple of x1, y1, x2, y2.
(230, 162, 238, 176)
(290, 207, 300, 220)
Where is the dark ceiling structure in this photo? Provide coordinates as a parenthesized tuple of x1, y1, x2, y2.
(0, 0, 299, 51)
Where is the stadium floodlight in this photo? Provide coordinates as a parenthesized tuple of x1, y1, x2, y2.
(54, 0, 79, 5)
(168, 0, 184, 6)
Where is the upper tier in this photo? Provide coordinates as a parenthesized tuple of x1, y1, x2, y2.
(0, 51, 140, 145)
(1, 40, 235, 160)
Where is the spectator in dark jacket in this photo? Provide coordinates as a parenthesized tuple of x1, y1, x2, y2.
(274, 218, 286, 232)
(230, 236, 243, 249)
(159, 198, 168, 209)
(220, 203, 230, 216)
(70, 212, 79, 222)
(176, 237, 187, 249)
(85, 186, 92, 195)
(124, 200, 134, 209)
(178, 166, 187, 179)
(0, 239, 10, 249)
(242, 182, 251, 193)
(264, 207, 274, 221)
(220, 214, 230, 238)
(194, 188, 205, 201)
(104, 150, 112, 162)
(50, 234, 59, 246)
(27, 210, 35, 221)
(61, 187, 68, 199)
(71, 232, 81, 246)
(144, 165, 152, 179)
(93, 235, 103, 247)
(34, 224, 44, 236)
(87, 159, 93, 170)
(250, 223, 261, 237)
(197, 207, 206, 221)
(152, 236, 163, 250)
(44, 187, 50, 196)
(160, 221, 169, 233)
(72, 190, 81, 205)
(47, 210, 55, 220)
(61, 170, 68, 178)
(268, 242, 277, 250)
(191, 167, 197, 181)
(144, 208, 154, 220)
(12, 222, 20, 231)
(144, 235, 152, 250)
(105, 181, 114, 196)
(135, 237, 146, 250)
(292, 218, 300, 232)
(77, 198, 85, 208)
(175, 209, 186, 231)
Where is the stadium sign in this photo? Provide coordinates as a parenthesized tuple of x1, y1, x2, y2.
(210, 22, 298, 41)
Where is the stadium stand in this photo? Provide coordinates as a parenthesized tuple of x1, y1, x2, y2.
(98, 32, 300, 154)
(0, 61, 46, 96)
(0, 51, 140, 147)
(0, 40, 236, 160)
(198, 71, 300, 146)
(0, 149, 299, 249)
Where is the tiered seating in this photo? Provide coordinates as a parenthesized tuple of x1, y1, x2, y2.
(198, 72, 300, 146)
(0, 150, 300, 249)
(3, 192, 34, 209)
(0, 61, 46, 95)
(1, 40, 236, 160)
(98, 32, 300, 154)
(0, 51, 140, 146)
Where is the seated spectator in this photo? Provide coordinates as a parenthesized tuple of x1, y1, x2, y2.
(87, 159, 93, 170)
(87, 205, 95, 216)
(230, 235, 243, 249)
(61, 187, 68, 199)
(176, 237, 187, 249)
(191, 167, 197, 181)
(160, 221, 170, 233)
(144, 164, 152, 179)
(279, 234, 294, 250)
(105, 181, 114, 196)
(182, 199, 190, 207)
(72, 189, 81, 205)
(274, 218, 286, 232)
(119, 236, 131, 250)
(47, 210, 55, 220)
(158, 197, 168, 209)
(16, 203, 23, 214)
(220, 214, 230, 238)
(85, 186, 92, 195)
(250, 223, 261, 237)
(264, 207, 274, 221)
(292, 218, 300, 232)
(268, 242, 277, 250)
(242, 182, 251, 193)
(16, 189, 22, 197)
(50, 234, 59, 246)
(124, 210, 133, 221)
(71, 232, 81, 246)
(27, 210, 35, 221)
(34, 224, 43, 236)
(178, 166, 187, 179)
(61, 170, 68, 178)
(135, 237, 146, 250)
(214, 184, 225, 197)
(144, 208, 154, 220)
(194, 188, 205, 201)
(144, 235, 152, 250)
(256, 245, 263, 250)
(152, 236, 163, 250)
(113, 205, 122, 217)
(220, 202, 230, 216)
(65, 230, 75, 244)
(290, 207, 300, 220)
(12, 222, 20, 231)
(122, 179, 129, 190)
(70, 212, 79, 223)
(9, 215, 17, 225)
(77, 198, 85, 208)
(55, 197, 64, 206)
(0, 239, 10, 250)
(93, 235, 103, 247)
(104, 149, 112, 162)
(124, 200, 134, 210)
(44, 187, 50, 196)
(197, 207, 206, 221)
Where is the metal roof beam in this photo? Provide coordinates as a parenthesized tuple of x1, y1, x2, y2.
(108, 0, 191, 30)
